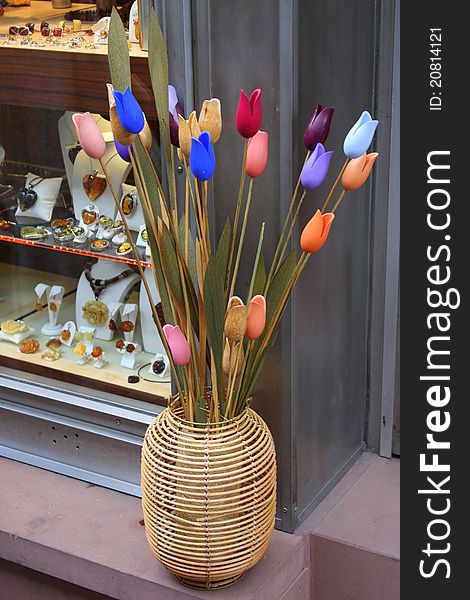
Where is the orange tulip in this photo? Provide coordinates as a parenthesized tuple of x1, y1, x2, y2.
(300, 210, 335, 253)
(246, 295, 266, 340)
(341, 152, 379, 191)
(178, 111, 201, 160)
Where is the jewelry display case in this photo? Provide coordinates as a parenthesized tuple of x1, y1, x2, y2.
(0, 2, 170, 405)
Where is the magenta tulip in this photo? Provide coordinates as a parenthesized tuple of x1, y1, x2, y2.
(236, 88, 262, 138)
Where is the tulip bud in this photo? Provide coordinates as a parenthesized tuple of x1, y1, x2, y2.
(246, 131, 268, 178)
(163, 324, 191, 366)
(304, 104, 334, 151)
(300, 210, 335, 254)
(224, 296, 247, 342)
(246, 295, 266, 340)
(343, 111, 378, 158)
(107, 83, 134, 146)
(341, 153, 379, 191)
(199, 98, 222, 143)
(72, 112, 106, 160)
(236, 88, 262, 139)
(178, 111, 202, 160)
(190, 131, 216, 181)
(169, 85, 184, 147)
(112, 87, 145, 135)
(222, 339, 244, 376)
(139, 118, 153, 150)
(300, 143, 333, 190)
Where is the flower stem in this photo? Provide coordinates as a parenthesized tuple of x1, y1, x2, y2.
(227, 139, 248, 292)
(276, 189, 307, 270)
(229, 177, 254, 299)
(331, 189, 347, 214)
(265, 150, 310, 293)
(321, 157, 349, 213)
(99, 157, 186, 413)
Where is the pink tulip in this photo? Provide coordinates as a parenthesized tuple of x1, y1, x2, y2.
(246, 295, 266, 340)
(72, 112, 106, 160)
(245, 131, 268, 178)
(163, 324, 191, 366)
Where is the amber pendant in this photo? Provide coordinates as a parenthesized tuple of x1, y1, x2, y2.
(83, 170, 106, 201)
(121, 192, 137, 216)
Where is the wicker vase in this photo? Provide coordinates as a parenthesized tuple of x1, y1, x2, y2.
(141, 398, 277, 589)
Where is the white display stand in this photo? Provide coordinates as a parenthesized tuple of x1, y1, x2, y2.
(58, 112, 113, 192)
(119, 303, 138, 342)
(35, 284, 65, 336)
(75, 260, 140, 341)
(120, 184, 145, 232)
(139, 269, 166, 355)
(71, 144, 131, 222)
(0, 327, 35, 345)
(117, 341, 141, 370)
(60, 321, 76, 347)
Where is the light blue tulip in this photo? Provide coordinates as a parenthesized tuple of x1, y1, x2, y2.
(112, 87, 145, 135)
(189, 131, 216, 181)
(343, 111, 378, 158)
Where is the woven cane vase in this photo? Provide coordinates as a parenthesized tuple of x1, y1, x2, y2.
(141, 398, 277, 589)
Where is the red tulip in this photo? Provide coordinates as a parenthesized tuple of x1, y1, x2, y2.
(341, 153, 379, 191)
(236, 88, 262, 138)
(246, 295, 266, 340)
(245, 131, 268, 178)
(300, 210, 335, 253)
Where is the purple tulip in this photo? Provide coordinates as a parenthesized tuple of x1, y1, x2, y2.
(303, 104, 334, 151)
(169, 85, 183, 147)
(300, 143, 333, 190)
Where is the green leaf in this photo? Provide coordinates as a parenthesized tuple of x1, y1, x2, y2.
(265, 250, 297, 329)
(108, 8, 131, 92)
(159, 221, 184, 308)
(148, 10, 176, 206)
(203, 255, 225, 400)
(178, 216, 197, 287)
(246, 222, 265, 306)
(216, 218, 231, 286)
(144, 232, 173, 325)
(253, 254, 266, 297)
(133, 137, 162, 221)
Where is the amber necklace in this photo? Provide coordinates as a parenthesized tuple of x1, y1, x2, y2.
(83, 262, 134, 300)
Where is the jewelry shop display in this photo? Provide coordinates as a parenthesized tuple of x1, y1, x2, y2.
(41, 348, 61, 362)
(81, 300, 109, 326)
(1, 320, 28, 335)
(116, 242, 132, 255)
(121, 190, 138, 217)
(16, 176, 44, 212)
(46, 338, 62, 348)
(120, 320, 134, 333)
(91, 239, 109, 251)
(81, 206, 98, 226)
(83, 262, 134, 300)
(19, 338, 40, 354)
(83, 169, 106, 201)
(20, 227, 49, 241)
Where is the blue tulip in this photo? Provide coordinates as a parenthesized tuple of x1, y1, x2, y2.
(112, 87, 145, 134)
(300, 143, 333, 190)
(189, 131, 216, 181)
(114, 139, 132, 162)
(343, 111, 378, 158)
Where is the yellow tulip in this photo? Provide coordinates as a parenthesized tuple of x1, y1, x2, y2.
(198, 98, 222, 143)
(178, 111, 201, 160)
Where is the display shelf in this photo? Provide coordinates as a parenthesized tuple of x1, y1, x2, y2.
(0, 230, 152, 268)
(0, 2, 154, 116)
(0, 287, 170, 404)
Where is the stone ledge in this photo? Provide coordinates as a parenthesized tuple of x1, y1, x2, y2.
(0, 457, 308, 600)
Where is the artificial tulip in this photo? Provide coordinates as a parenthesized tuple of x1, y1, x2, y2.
(169, 85, 183, 147)
(72, 112, 106, 160)
(300, 143, 333, 190)
(112, 87, 145, 135)
(236, 88, 262, 138)
(224, 296, 247, 342)
(114, 139, 131, 162)
(163, 324, 191, 366)
(246, 295, 266, 340)
(341, 152, 379, 191)
(222, 339, 244, 376)
(107, 83, 134, 146)
(178, 111, 201, 160)
(246, 130, 268, 178)
(300, 210, 335, 253)
(343, 111, 378, 158)
(139, 118, 153, 150)
(199, 98, 222, 143)
(303, 104, 334, 151)
(189, 131, 216, 181)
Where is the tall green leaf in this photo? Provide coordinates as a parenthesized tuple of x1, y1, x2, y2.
(133, 137, 162, 221)
(203, 256, 225, 400)
(159, 221, 184, 308)
(253, 254, 266, 297)
(178, 217, 197, 287)
(265, 250, 297, 329)
(108, 8, 131, 92)
(148, 10, 176, 205)
(216, 218, 231, 287)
